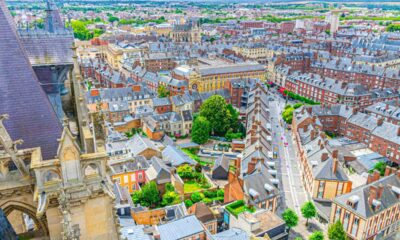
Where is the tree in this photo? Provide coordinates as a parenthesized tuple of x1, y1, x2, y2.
(282, 208, 298, 234)
(165, 183, 175, 192)
(227, 104, 240, 132)
(191, 116, 211, 144)
(309, 231, 324, 240)
(108, 15, 119, 23)
(191, 192, 203, 203)
(132, 181, 160, 208)
(301, 201, 317, 226)
(70, 20, 92, 40)
(161, 191, 180, 206)
(184, 199, 193, 208)
(328, 220, 347, 240)
(199, 95, 231, 135)
(157, 85, 170, 98)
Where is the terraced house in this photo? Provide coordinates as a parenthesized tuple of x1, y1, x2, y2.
(292, 107, 352, 220)
(330, 169, 400, 240)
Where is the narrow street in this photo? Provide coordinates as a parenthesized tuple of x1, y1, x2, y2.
(269, 93, 320, 239)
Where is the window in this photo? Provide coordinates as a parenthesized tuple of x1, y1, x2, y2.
(317, 181, 325, 198)
(344, 212, 350, 231)
(114, 177, 121, 183)
(335, 207, 341, 222)
(131, 174, 135, 182)
(123, 175, 128, 183)
(132, 184, 136, 191)
(352, 217, 359, 236)
(138, 173, 143, 180)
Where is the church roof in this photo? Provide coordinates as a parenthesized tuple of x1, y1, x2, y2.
(0, 1, 62, 160)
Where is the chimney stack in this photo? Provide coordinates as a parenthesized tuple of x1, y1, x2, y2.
(352, 108, 357, 115)
(367, 170, 381, 184)
(311, 129, 316, 140)
(312, 115, 316, 124)
(321, 152, 329, 161)
(397, 127, 400, 137)
(247, 161, 256, 174)
(303, 124, 309, 132)
(332, 158, 338, 174)
(384, 166, 396, 176)
(332, 149, 339, 159)
(368, 185, 379, 207)
(377, 118, 384, 126)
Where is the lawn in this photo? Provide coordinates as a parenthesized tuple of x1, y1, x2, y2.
(226, 200, 255, 217)
(184, 180, 204, 193)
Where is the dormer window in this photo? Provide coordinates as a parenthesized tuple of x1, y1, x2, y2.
(347, 195, 360, 209)
(249, 188, 259, 199)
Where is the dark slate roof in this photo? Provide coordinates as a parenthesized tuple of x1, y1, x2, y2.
(314, 158, 349, 181)
(334, 173, 400, 218)
(0, 3, 62, 160)
(19, 32, 74, 66)
(212, 154, 230, 172)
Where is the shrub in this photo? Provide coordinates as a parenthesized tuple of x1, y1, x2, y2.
(191, 192, 204, 203)
(184, 199, 193, 208)
(217, 189, 224, 197)
(203, 198, 213, 204)
(204, 190, 217, 198)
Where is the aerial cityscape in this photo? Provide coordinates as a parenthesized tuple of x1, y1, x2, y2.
(0, 0, 400, 239)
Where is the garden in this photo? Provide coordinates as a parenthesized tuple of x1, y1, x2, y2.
(184, 189, 224, 207)
(177, 164, 211, 193)
(226, 200, 255, 217)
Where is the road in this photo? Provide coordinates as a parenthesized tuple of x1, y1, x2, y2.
(269, 92, 315, 238)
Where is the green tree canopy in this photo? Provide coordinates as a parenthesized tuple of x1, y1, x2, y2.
(157, 85, 170, 98)
(132, 181, 160, 208)
(184, 199, 193, 208)
(301, 201, 317, 226)
(328, 220, 347, 240)
(282, 208, 299, 230)
(108, 15, 119, 23)
(309, 231, 324, 240)
(191, 116, 211, 144)
(191, 192, 203, 203)
(199, 95, 231, 135)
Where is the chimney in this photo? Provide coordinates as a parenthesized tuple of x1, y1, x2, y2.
(303, 124, 309, 132)
(371, 170, 381, 183)
(352, 108, 357, 115)
(321, 152, 329, 161)
(311, 129, 316, 140)
(320, 143, 325, 150)
(367, 173, 374, 184)
(397, 169, 400, 178)
(377, 118, 384, 126)
(377, 184, 384, 199)
(332, 149, 339, 159)
(312, 115, 316, 124)
(248, 161, 256, 174)
(368, 185, 378, 206)
(397, 127, 400, 137)
(384, 166, 396, 176)
(332, 158, 338, 174)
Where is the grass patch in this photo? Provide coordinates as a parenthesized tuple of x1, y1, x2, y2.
(226, 200, 255, 217)
(184, 180, 205, 193)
